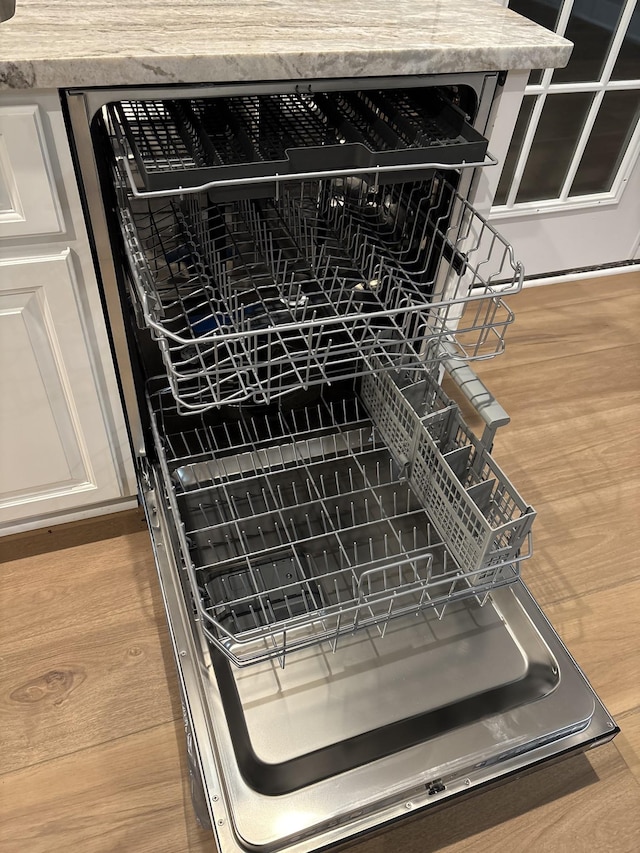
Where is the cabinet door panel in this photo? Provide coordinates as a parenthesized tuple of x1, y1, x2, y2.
(0, 104, 63, 239)
(0, 252, 123, 526)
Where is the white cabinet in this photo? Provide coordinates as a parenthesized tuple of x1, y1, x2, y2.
(0, 104, 64, 238)
(0, 92, 136, 534)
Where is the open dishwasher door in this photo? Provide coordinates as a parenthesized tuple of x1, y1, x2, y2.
(139, 364, 615, 853)
(65, 78, 617, 853)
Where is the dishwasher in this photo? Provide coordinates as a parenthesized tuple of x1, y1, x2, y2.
(65, 73, 617, 853)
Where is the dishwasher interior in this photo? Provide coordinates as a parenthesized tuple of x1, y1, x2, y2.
(69, 75, 617, 853)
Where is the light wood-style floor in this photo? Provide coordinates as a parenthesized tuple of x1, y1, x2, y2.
(1, 273, 639, 852)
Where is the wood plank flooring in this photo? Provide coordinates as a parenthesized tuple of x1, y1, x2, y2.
(1, 273, 639, 852)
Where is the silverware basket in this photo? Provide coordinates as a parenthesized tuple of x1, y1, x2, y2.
(361, 366, 535, 579)
(411, 407, 535, 577)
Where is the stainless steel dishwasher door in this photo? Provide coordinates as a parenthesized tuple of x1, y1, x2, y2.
(143, 461, 616, 853)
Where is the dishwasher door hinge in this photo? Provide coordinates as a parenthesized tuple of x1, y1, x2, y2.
(145, 487, 160, 529)
(138, 458, 160, 529)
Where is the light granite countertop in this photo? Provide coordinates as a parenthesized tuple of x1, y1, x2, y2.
(0, 0, 571, 90)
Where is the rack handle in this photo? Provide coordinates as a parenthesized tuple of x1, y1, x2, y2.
(116, 148, 499, 201)
(439, 340, 510, 448)
(354, 554, 433, 604)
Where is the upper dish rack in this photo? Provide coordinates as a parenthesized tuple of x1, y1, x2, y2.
(118, 172, 522, 411)
(108, 87, 491, 196)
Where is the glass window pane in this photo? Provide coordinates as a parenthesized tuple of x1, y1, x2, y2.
(516, 92, 593, 203)
(494, 96, 536, 206)
(554, 0, 626, 84)
(611, 5, 640, 80)
(570, 90, 640, 195)
(508, 1, 563, 84)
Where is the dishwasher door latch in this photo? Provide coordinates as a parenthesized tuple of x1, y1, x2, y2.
(426, 779, 447, 796)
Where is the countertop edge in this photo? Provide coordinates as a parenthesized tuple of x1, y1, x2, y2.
(0, 44, 572, 92)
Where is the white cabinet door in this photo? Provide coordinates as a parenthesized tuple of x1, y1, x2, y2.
(0, 251, 126, 528)
(0, 104, 64, 238)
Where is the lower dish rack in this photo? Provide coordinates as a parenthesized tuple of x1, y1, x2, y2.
(150, 362, 534, 667)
